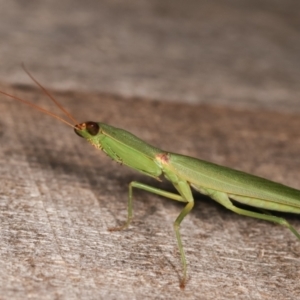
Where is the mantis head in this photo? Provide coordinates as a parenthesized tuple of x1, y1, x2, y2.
(74, 122, 100, 140)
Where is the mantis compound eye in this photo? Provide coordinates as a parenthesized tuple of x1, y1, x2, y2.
(85, 121, 100, 136)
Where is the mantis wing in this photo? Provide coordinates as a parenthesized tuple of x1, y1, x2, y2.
(166, 153, 300, 212)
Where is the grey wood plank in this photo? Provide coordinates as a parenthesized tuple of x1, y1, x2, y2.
(0, 85, 300, 299)
(0, 0, 299, 111)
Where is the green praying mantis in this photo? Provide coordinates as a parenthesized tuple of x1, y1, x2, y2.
(1, 67, 300, 289)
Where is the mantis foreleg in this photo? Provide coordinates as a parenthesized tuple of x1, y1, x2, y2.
(109, 180, 194, 288)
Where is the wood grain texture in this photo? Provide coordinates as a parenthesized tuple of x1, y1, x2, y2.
(1, 85, 300, 299)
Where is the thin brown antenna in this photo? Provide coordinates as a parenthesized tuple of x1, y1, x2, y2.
(21, 63, 79, 124)
(0, 90, 74, 128)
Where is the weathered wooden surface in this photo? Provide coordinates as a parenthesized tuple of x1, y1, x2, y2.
(0, 0, 300, 111)
(1, 0, 300, 299)
(1, 85, 300, 299)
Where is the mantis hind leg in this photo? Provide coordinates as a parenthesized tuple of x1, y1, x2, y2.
(208, 189, 300, 240)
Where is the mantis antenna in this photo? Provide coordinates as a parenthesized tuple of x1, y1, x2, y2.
(0, 65, 78, 128)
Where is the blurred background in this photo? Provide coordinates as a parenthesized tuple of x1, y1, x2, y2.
(0, 0, 299, 111)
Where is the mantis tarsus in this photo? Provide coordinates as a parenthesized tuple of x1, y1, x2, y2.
(1, 67, 300, 289)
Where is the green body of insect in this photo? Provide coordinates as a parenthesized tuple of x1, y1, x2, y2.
(2, 67, 300, 289)
(75, 121, 300, 288)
